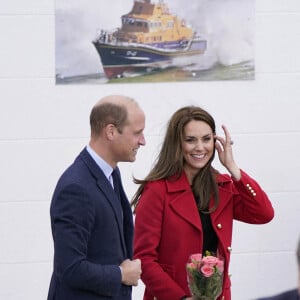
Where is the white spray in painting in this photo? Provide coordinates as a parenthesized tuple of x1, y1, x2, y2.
(170, 0, 254, 70)
(55, 0, 133, 77)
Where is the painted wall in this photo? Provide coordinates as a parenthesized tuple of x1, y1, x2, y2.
(0, 1, 299, 299)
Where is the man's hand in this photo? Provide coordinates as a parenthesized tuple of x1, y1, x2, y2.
(120, 259, 142, 286)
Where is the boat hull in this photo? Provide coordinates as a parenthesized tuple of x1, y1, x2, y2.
(93, 40, 207, 79)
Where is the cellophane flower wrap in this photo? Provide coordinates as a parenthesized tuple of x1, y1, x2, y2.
(186, 252, 224, 300)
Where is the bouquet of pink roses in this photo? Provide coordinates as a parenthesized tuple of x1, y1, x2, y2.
(186, 252, 224, 300)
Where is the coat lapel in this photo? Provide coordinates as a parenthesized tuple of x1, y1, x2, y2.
(167, 172, 233, 232)
(209, 174, 233, 221)
(167, 173, 202, 232)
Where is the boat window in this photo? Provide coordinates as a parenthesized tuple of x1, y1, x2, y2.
(166, 21, 174, 28)
(150, 21, 162, 28)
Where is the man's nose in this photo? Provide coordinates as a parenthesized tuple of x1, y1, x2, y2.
(139, 134, 146, 146)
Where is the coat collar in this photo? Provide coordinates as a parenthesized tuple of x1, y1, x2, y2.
(165, 171, 232, 192)
(167, 171, 232, 231)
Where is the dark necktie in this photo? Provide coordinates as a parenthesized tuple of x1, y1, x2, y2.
(112, 169, 120, 200)
(112, 169, 124, 221)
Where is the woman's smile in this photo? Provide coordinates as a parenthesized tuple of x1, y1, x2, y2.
(182, 120, 214, 182)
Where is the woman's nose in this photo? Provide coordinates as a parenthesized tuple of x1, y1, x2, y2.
(195, 141, 204, 150)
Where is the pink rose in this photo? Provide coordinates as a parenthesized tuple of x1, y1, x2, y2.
(202, 256, 218, 266)
(190, 253, 202, 262)
(216, 259, 224, 272)
(201, 265, 214, 277)
(186, 262, 197, 271)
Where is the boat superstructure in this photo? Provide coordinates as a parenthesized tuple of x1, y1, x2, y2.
(93, 0, 207, 78)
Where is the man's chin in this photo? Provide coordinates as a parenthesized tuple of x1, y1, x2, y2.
(125, 156, 136, 162)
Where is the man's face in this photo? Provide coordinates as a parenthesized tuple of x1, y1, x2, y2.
(113, 107, 146, 163)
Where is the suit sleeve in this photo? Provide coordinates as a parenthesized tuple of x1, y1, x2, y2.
(232, 170, 274, 223)
(51, 183, 122, 296)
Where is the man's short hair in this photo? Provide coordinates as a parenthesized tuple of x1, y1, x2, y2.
(90, 102, 128, 136)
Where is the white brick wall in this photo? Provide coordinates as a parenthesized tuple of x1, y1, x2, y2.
(0, 1, 299, 299)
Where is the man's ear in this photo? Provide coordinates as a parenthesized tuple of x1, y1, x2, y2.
(105, 124, 116, 141)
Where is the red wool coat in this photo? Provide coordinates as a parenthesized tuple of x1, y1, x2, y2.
(134, 170, 274, 300)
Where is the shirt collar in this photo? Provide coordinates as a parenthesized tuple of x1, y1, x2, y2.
(86, 145, 113, 180)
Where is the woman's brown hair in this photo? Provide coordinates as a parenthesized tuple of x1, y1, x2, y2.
(131, 106, 219, 213)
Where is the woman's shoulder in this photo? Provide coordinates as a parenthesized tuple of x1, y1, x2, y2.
(216, 172, 232, 184)
(145, 178, 168, 189)
(145, 172, 189, 190)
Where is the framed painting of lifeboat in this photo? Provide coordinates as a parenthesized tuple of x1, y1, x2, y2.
(55, 0, 255, 84)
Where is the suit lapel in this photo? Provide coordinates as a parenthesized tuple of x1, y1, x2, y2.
(79, 148, 128, 255)
(112, 168, 134, 257)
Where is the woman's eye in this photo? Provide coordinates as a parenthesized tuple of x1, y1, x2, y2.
(184, 136, 212, 143)
(185, 138, 195, 142)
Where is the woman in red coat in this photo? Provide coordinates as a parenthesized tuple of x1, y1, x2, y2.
(132, 106, 274, 300)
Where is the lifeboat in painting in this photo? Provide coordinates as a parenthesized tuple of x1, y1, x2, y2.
(93, 0, 207, 79)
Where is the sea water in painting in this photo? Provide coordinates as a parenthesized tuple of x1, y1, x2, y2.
(55, 0, 255, 84)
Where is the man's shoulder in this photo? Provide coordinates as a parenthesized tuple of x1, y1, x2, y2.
(257, 288, 299, 300)
(56, 150, 91, 185)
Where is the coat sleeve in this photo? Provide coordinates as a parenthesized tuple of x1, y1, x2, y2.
(231, 169, 274, 223)
(51, 183, 122, 296)
(133, 182, 187, 300)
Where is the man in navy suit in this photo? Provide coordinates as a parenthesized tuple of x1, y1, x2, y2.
(48, 95, 146, 300)
(257, 237, 300, 300)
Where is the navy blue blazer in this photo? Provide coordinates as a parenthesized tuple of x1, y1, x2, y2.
(257, 289, 299, 300)
(48, 148, 134, 300)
